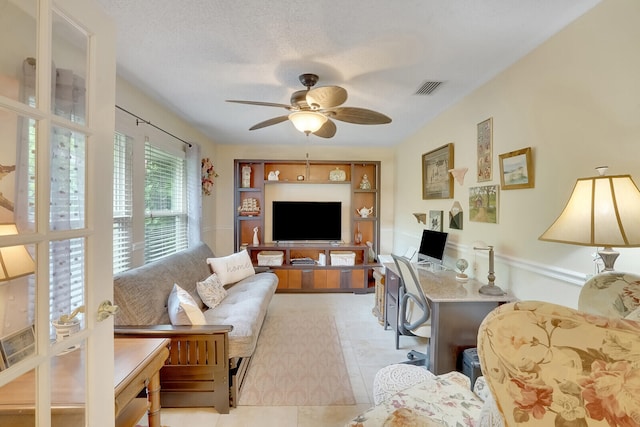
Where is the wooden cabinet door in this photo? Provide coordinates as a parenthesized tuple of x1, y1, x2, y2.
(313, 270, 328, 289)
(287, 270, 302, 289)
(350, 269, 365, 289)
(274, 270, 289, 290)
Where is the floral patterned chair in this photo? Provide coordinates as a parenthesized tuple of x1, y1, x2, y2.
(578, 271, 640, 318)
(346, 367, 486, 426)
(477, 300, 640, 426)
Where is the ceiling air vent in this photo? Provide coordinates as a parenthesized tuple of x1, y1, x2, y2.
(414, 81, 443, 96)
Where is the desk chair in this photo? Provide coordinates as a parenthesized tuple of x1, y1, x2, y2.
(391, 254, 432, 366)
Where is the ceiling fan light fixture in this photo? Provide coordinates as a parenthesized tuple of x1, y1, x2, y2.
(288, 111, 328, 135)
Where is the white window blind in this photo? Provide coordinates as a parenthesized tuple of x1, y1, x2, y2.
(144, 141, 188, 263)
(113, 132, 133, 274)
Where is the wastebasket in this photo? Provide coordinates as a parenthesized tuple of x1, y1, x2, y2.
(462, 347, 482, 389)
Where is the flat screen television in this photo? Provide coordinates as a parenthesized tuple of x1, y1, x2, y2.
(417, 229, 448, 264)
(272, 201, 342, 242)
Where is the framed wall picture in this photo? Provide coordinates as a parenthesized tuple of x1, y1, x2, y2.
(428, 210, 443, 231)
(477, 118, 493, 182)
(499, 147, 534, 190)
(469, 185, 499, 224)
(0, 325, 36, 370)
(422, 143, 454, 200)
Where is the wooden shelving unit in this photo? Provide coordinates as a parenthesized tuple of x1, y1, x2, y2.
(234, 159, 380, 293)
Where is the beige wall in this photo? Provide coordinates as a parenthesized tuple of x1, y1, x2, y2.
(393, 0, 640, 308)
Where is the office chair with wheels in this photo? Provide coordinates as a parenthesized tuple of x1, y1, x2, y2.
(391, 253, 432, 366)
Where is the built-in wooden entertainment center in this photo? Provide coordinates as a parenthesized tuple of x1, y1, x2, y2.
(234, 159, 380, 293)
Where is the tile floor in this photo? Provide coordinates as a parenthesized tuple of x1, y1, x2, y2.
(136, 292, 428, 427)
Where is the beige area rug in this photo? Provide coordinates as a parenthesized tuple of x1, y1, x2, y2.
(238, 313, 356, 406)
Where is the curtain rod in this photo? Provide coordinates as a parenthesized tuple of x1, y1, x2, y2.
(115, 105, 193, 148)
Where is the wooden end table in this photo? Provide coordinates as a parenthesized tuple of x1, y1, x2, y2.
(0, 337, 169, 427)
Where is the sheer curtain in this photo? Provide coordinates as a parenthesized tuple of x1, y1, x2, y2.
(186, 142, 202, 247)
(21, 58, 87, 331)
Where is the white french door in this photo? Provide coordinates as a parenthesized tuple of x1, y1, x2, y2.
(0, 0, 116, 425)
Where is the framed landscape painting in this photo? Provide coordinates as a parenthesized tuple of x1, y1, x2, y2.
(499, 147, 534, 190)
(469, 185, 499, 224)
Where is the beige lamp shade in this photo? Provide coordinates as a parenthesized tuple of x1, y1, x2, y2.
(0, 224, 36, 282)
(539, 174, 640, 247)
(539, 173, 640, 271)
(288, 111, 328, 135)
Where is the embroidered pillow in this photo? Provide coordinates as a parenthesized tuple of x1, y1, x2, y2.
(197, 273, 227, 309)
(167, 283, 206, 325)
(207, 250, 255, 286)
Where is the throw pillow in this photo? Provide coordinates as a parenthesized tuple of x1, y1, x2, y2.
(167, 283, 206, 325)
(197, 273, 227, 309)
(207, 249, 255, 286)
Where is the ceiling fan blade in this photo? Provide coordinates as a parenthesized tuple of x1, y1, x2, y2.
(312, 119, 337, 138)
(329, 107, 392, 125)
(227, 99, 292, 110)
(306, 86, 348, 109)
(249, 115, 290, 130)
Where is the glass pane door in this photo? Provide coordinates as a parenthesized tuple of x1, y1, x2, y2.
(0, 0, 116, 425)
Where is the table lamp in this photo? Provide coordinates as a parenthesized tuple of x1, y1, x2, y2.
(539, 167, 640, 272)
(0, 224, 35, 282)
(472, 241, 505, 295)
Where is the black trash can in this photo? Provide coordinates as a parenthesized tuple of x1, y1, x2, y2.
(462, 347, 482, 389)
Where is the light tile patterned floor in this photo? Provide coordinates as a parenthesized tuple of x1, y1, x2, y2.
(137, 292, 428, 427)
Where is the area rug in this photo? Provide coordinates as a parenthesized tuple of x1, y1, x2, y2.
(238, 312, 356, 406)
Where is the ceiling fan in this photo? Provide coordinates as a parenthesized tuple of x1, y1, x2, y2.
(226, 73, 392, 138)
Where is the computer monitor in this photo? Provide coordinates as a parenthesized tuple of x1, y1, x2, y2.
(417, 229, 448, 265)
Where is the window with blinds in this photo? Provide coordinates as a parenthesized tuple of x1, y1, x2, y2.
(144, 142, 188, 263)
(113, 132, 132, 274)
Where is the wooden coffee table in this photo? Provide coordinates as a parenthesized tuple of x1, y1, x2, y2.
(0, 337, 170, 427)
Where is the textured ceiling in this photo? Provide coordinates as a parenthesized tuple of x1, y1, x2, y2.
(96, 0, 600, 147)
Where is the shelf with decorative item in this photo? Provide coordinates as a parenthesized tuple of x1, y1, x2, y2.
(233, 159, 380, 290)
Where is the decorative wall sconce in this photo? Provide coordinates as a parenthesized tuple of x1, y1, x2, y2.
(413, 213, 427, 224)
(449, 168, 468, 185)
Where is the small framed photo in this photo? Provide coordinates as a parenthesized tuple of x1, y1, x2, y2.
(428, 210, 443, 232)
(499, 147, 534, 190)
(422, 143, 454, 200)
(0, 325, 36, 370)
(477, 118, 493, 182)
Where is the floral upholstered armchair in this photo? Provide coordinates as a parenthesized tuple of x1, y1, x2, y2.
(477, 300, 640, 426)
